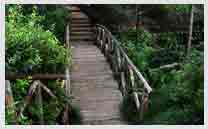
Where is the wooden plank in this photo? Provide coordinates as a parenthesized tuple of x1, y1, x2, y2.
(70, 10, 124, 124)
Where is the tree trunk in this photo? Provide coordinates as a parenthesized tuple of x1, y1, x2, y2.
(187, 5, 194, 55)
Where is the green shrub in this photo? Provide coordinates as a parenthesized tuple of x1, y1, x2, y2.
(40, 5, 70, 43)
(6, 5, 70, 73)
(120, 95, 140, 124)
(144, 49, 204, 124)
(5, 5, 72, 125)
(117, 28, 155, 75)
(117, 27, 203, 124)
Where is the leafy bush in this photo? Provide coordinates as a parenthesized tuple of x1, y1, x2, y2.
(5, 5, 74, 125)
(39, 5, 70, 43)
(117, 28, 155, 74)
(145, 51, 203, 124)
(7, 79, 82, 125)
(117, 27, 204, 124)
(6, 5, 70, 73)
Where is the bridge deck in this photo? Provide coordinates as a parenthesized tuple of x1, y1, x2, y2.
(71, 43, 124, 124)
(70, 6, 125, 125)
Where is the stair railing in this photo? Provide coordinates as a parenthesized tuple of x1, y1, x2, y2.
(95, 24, 152, 120)
(62, 18, 72, 124)
(5, 79, 58, 124)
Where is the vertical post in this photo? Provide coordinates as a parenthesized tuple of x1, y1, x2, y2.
(5, 80, 17, 124)
(100, 29, 105, 51)
(136, 4, 138, 44)
(62, 70, 70, 124)
(36, 83, 44, 124)
(65, 22, 71, 96)
(139, 89, 146, 121)
(121, 72, 126, 96)
(66, 23, 70, 49)
(96, 27, 100, 45)
(133, 92, 140, 112)
(129, 66, 135, 88)
(102, 29, 106, 52)
(62, 22, 71, 125)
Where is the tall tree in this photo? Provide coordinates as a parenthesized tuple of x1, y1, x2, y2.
(187, 5, 194, 55)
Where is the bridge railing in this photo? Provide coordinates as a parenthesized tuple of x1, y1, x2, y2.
(5, 20, 72, 125)
(95, 24, 152, 120)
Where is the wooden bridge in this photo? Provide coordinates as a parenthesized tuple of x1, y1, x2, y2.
(67, 6, 152, 125)
(5, 6, 152, 125)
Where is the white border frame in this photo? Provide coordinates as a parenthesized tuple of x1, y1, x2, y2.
(2, 0, 206, 4)
(0, 0, 207, 129)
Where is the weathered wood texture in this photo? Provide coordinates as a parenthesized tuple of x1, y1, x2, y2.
(95, 24, 152, 121)
(69, 6, 125, 125)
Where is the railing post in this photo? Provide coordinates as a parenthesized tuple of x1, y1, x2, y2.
(101, 29, 105, 52)
(95, 24, 152, 123)
(5, 80, 17, 124)
(120, 72, 127, 96)
(36, 83, 44, 124)
(139, 90, 145, 121)
(96, 27, 100, 45)
(66, 23, 70, 49)
(62, 21, 71, 125)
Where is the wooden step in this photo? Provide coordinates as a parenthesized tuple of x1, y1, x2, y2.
(71, 14, 89, 19)
(71, 27, 93, 32)
(70, 35, 95, 41)
(71, 23, 92, 27)
(71, 18, 90, 21)
(70, 31, 94, 36)
(70, 6, 124, 125)
(67, 6, 80, 12)
(71, 19, 91, 23)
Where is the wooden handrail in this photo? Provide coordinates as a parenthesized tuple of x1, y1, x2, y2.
(95, 24, 152, 93)
(95, 24, 153, 120)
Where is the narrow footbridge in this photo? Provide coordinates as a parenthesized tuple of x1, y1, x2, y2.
(67, 6, 152, 125)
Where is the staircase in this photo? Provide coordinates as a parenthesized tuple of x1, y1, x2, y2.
(69, 6, 125, 125)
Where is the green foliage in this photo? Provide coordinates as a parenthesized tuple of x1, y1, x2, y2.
(7, 79, 79, 125)
(117, 27, 204, 124)
(174, 5, 192, 13)
(11, 79, 31, 102)
(145, 51, 203, 124)
(117, 28, 154, 74)
(120, 95, 140, 124)
(68, 104, 83, 125)
(5, 106, 18, 125)
(159, 5, 192, 13)
(5, 5, 74, 125)
(6, 5, 70, 73)
(40, 5, 70, 43)
(156, 32, 178, 49)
